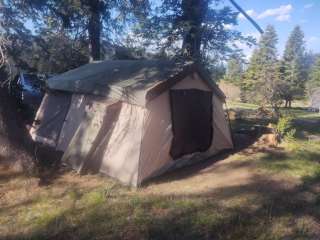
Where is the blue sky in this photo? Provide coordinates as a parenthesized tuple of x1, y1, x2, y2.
(226, 0, 320, 58)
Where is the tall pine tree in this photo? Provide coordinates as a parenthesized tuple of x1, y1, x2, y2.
(223, 56, 244, 86)
(280, 26, 306, 107)
(242, 25, 281, 108)
(308, 56, 320, 90)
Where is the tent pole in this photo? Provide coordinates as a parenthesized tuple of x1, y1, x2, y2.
(224, 101, 235, 149)
(229, 0, 264, 34)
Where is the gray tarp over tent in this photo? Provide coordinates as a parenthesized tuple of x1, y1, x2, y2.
(30, 60, 233, 186)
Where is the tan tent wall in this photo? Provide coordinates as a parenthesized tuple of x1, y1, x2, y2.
(98, 103, 145, 186)
(56, 94, 119, 152)
(60, 98, 145, 186)
(208, 94, 233, 152)
(137, 72, 233, 184)
(61, 98, 119, 172)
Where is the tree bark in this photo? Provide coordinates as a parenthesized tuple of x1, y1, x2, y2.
(87, 0, 101, 61)
(181, 0, 208, 60)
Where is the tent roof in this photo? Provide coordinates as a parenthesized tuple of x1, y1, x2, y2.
(48, 60, 225, 104)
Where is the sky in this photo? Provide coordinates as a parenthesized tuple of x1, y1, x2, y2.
(226, 0, 320, 58)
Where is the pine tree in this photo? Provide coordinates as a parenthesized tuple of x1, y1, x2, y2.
(223, 56, 244, 86)
(242, 25, 280, 107)
(137, 0, 255, 63)
(280, 26, 306, 107)
(309, 56, 320, 90)
(240, 49, 258, 102)
(3, 0, 149, 61)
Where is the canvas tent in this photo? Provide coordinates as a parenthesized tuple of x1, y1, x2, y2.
(29, 60, 233, 186)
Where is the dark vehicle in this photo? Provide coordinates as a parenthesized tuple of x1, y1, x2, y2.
(9, 73, 46, 114)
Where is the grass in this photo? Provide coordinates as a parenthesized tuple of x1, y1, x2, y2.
(227, 100, 320, 120)
(280, 107, 320, 120)
(226, 101, 259, 110)
(258, 140, 320, 179)
(1, 104, 320, 239)
(226, 100, 310, 111)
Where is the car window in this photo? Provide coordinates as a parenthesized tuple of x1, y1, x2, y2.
(23, 74, 44, 89)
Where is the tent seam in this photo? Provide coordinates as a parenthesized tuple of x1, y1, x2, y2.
(136, 107, 147, 187)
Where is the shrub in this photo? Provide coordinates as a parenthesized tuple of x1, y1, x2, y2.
(285, 128, 297, 142)
(274, 115, 296, 141)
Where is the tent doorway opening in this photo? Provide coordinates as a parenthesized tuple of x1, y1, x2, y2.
(169, 89, 213, 159)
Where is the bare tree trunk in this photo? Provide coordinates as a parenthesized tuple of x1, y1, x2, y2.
(285, 100, 288, 108)
(87, 0, 101, 61)
(181, 0, 208, 60)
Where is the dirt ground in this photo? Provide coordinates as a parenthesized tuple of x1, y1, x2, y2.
(1, 140, 288, 202)
(144, 149, 286, 193)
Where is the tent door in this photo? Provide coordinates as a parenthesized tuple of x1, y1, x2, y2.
(169, 89, 213, 159)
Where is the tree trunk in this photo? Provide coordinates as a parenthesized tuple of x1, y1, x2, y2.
(272, 104, 280, 119)
(87, 0, 101, 61)
(285, 100, 288, 108)
(181, 0, 208, 60)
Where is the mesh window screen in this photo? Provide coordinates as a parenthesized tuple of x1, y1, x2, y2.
(169, 89, 213, 159)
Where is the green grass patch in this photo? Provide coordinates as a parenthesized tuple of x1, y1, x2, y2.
(258, 136, 320, 180)
(80, 189, 106, 206)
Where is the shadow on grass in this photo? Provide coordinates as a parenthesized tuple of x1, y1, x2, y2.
(0, 170, 23, 183)
(293, 122, 320, 140)
(260, 144, 320, 170)
(3, 171, 320, 240)
(230, 117, 274, 130)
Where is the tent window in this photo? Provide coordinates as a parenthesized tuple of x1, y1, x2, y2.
(169, 89, 213, 159)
